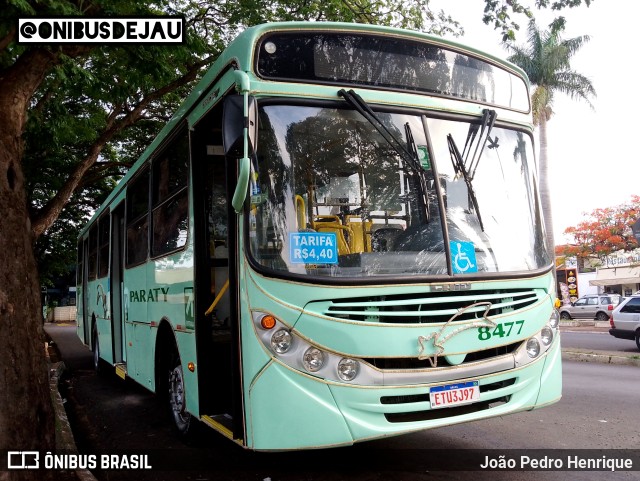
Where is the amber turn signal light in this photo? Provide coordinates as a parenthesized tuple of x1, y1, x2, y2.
(260, 315, 277, 330)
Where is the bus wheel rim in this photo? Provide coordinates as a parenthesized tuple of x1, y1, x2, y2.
(169, 365, 188, 425)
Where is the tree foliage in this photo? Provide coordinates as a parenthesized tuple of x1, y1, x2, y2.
(559, 196, 640, 261)
(504, 18, 595, 252)
(505, 18, 595, 125)
(483, 0, 593, 41)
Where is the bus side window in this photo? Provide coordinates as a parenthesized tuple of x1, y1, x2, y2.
(97, 212, 110, 278)
(88, 225, 98, 280)
(126, 168, 150, 267)
(151, 132, 189, 257)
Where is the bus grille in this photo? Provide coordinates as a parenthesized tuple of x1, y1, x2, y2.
(364, 341, 520, 370)
(308, 288, 542, 324)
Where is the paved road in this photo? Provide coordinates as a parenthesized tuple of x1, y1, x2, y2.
(561, 330, 639, 353)
(45, 324, 640, 481)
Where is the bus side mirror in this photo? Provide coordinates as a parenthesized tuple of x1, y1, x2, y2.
(223, 95, 257, 157)
(224, 94, 257, 213)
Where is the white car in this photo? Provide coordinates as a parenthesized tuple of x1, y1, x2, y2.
(609, 295, 640, 351)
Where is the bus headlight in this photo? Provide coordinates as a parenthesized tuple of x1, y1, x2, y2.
(337, 358, 359, 382)
(540, 326, 554, 346)
(303, 347, 325, 372)
(548, 309, 560, 329)
(526, 338, 540, 358)
(253, 311, 369, 384)
(271, 329, 292, 354)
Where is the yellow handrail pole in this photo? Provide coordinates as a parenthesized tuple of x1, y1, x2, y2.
(295, 195, 306, 229)
(205, 279, 230, 316)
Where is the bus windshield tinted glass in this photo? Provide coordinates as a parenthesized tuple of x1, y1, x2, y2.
(248, 104, 550, 279)
(256, 33, 529, 111)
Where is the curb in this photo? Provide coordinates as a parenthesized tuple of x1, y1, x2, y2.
(559, 322, 640, 367)
(559, 320, 611, 329)
(49, 361, 76, 450)
(561, 350, 640, 367)
(46, 342, 99, 481)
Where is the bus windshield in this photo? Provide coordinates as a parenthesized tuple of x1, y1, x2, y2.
(249, 103, 550, 279)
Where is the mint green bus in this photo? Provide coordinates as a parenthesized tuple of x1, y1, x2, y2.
(76, 21, 561, 450)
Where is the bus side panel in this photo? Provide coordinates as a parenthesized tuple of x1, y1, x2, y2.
(239, 283, 273, 445)
(149, 254, 198, 412)
(175, 330, 200, 417)
(123, 263, 147, 383)
(127, 261, 191, 391)
(85, 277, 113, 364)
(95, 276, 113, 365)
(129, 322, 156, 390)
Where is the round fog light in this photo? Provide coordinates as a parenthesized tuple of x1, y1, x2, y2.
(303, 347, 325, 372)
(337, 358, 359, 382)
(526, 338, 541, 358)
(540, 326, 554, 346)
(270, 329, 292, 354)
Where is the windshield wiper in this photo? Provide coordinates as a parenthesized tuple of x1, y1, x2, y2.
(338, 89, 430, 221)
(446, 109, 498, 232)
(463, 109, 497, 180)
(404, 122, 432, 222)
(448, 133, 484, 232)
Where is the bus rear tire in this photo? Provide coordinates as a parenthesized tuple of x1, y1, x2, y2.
(93, 325, 109, 375)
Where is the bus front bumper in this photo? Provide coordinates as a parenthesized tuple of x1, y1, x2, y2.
(246, 338, 562, 450)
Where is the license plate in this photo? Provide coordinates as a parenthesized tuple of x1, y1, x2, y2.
(429, 381, 480, 409)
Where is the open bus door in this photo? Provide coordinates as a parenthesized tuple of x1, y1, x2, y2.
(188, 88, 252, 444)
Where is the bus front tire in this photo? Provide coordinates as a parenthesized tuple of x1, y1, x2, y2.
(167, 351, 194, 436)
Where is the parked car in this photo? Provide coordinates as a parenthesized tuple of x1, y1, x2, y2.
(558, 294, 622, 322)
(609, 295, 640, 351)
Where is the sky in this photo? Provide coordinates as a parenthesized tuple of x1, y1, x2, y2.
(430, 0, 637, 244)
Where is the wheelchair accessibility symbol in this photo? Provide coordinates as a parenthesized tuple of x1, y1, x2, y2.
(450, 241, 478, 274)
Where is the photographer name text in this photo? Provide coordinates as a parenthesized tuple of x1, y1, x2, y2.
(481, 454, 634, 471)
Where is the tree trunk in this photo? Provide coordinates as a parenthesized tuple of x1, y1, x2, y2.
(538, 114, 556, 256)
(0, 50, 58, 481)
(0, 166, 54, 481)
